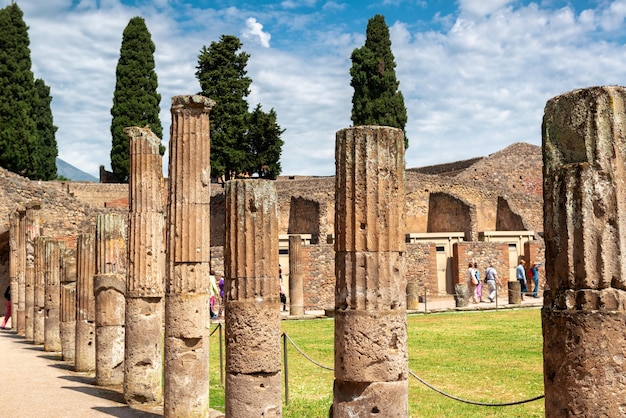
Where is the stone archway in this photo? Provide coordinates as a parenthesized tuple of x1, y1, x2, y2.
(427, 192, 475, 241)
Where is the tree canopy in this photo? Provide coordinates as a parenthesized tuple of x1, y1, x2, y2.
(0, 3, 58, 179)
(110, 16, 163, 182)
(196, 35, 284, 180)
(350, 14, 408, 148)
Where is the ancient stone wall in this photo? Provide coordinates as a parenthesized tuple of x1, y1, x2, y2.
(405, 243, 438, 297)
(300, 243, 335, 309)
(452, 242, 510, 287)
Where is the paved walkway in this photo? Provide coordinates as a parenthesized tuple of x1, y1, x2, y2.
(0, 295, 542, 417)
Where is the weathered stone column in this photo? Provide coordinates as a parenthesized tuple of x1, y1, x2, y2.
(333, 126, 408, 417)
(24, 207, 40, 340)
(288, 235, 305, 316)
(75, 233, 96, 372)
(224, 180, 282, 417)
(124, 126, 165, 405)
(44, 239, 65, 352)
(164, 94, 214, 417)
(17, 209, 26, 335)
(33, 236, 49, 345)
(95, 213, 127, 386)
(9, 211, 20, 331)
(60, 248, 77, 361)
(542, 86, 626, 417)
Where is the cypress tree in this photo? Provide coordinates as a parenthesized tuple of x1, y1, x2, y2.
(110, 16, 162, 183)
(196, 35, 252, 180)
(32, 78, 58, 180)
(350, 14, 408, 148)
(246, 104, 284, 179)
(0, 3, 41, 177)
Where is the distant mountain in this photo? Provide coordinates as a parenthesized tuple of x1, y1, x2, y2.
(56, 158, 98, 182)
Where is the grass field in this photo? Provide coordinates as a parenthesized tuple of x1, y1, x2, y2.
(209, 308, 544, 418)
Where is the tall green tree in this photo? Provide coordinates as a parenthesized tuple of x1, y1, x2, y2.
(350, 14, 408, 148)
(32, 78, 58, 180)
(196, 35, 252, 180)
(110, 16, 163, 182)
(246, 104, 284, 179)
(0, 3, 55, 179)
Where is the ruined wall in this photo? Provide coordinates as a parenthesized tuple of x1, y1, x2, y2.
(452, 242, 510, 286)
(405, 243, 437, 296)
(300, 243, 334, 309)
(496, 196, 526, 231)
(427, 192, 475, 240)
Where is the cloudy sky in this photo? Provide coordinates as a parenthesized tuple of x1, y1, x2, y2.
(6, 0, 626, 178)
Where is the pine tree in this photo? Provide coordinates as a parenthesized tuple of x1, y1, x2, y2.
(32, 78, 58, 180)
(350, 14, 408, 148)
(196, 35, 252, 180)
(0, 3, 42, 178)
(110, 16, 162, 183)
(246, 104, 284, 179)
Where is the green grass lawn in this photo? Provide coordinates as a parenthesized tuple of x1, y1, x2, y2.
(209, 308, 544, 418)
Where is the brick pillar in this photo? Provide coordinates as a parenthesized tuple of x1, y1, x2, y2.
(164, 94, 214, 418)
(16, 209, 26, 335)
(289, 235, 305, 316)
(95, 213, 127, 386)
(24, 207, 40, 340)
(9, 212, 20, 331)
(60, 248, 76, 361)
(224, 180, 281, 417)
(44, 239, 65, 352)
(33, 236, 48, 345)
(333, 126, 408, 416)
(75, 233, 96, 372)
(542, 86, 626, 417)
(124, 126, 165, 405)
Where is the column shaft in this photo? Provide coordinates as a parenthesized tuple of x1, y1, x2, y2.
(75, 233, 96, 372)
(288, 235, 304, 316)
(60, 248, 76, 361)
(33, 236, 48, 345)
(44, 239, 65, 352)
(24, 208, 40, 340)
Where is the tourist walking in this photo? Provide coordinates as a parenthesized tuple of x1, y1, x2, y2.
(1, 285, 11, 329)
(209, 271, 219, 319)
(467, 262, 478, 304)
(516, 260, 527, 301)
(484, 264, 501, 302)
(474, 262, 482, 302)
(531, 262, 542, 298)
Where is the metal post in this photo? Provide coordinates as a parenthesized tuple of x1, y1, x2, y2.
(423, 287, 427, 313)
(219, 322, 224, 386)
(283, 332, 289, 405)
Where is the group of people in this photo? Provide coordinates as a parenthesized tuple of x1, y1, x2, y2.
(209, 270, 224, 320)
(467, 262, 502, 303)
(468, 259, 541, 303)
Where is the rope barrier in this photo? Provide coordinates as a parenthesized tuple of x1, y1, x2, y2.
(282, 333, 333, 371)
(210, 322, 221, 336)
(409, 370, 545, 406)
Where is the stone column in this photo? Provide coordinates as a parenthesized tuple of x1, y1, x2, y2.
(124, 126, 165, 405)
(44, 239, 65, 352)
(17, 209, 26, 335)
(164, 94, 214, 418)
(333, 126, 408, 417)
(288, 235, 305, 316)
(224, 180, 282, 417)
(9, 212, 20, 331)
(95, 213, 127, 386)
(60, 248, 77, 361)
(542, 86, 626, 417)
(24, 207, 40, 340)
(33, 236, 49, 345)
(75, 233, 96, 372)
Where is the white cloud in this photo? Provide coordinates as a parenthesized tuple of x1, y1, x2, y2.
(457, 0, 514, 18)
(242, 17, 272, 48)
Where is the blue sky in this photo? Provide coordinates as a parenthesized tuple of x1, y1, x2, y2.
(5, 0, 626, 177)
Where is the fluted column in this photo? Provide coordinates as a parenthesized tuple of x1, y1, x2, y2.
(60, 248, 76, 361)
(224, 180, 281, 417)
(95, 213, 127, 386)
(333, 126, 408, 417)
(542, 86, 626, 416)
(9, 212, 19, 331)
(44, 239, 65, 352)
(164, 94, 214, 418)
(24, 207, 40, 340)
(75, 233, 96, 372)
(288, 235, 304, 316)
(16, 209, 26, 335)
(33, 236, 49, 345)
(124, 126, 165, 405)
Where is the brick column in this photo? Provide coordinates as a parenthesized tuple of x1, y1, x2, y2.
(60, 248, 76, 361)
(75, 233, 96, 372)
(124, 126, 165, 405)
(44, 239, 65, 352)
(95, 213, 127, 386)
(542, 86, 626, 417)
(9, 212, 19, 331)
(24, 207, 40, 340)
(224, 180, 281, 417)
(164, 94, 214, 417)
(333, 126, 408, 417)
(33, 236, 48, 345)
(288, 235, 304, 316)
